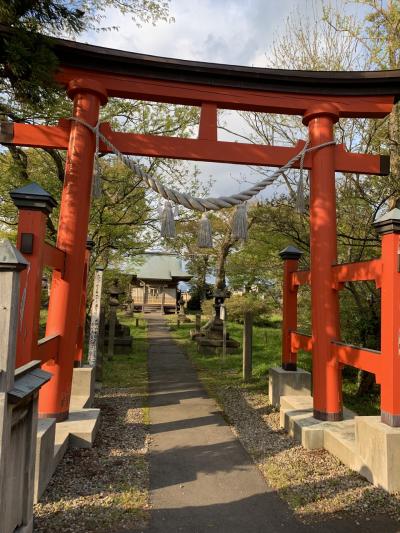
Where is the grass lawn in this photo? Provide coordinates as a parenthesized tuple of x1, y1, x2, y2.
(103, 314, 148, 394)
(166, 314, 380, 416)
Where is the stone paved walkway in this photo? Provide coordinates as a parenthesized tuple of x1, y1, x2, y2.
(143, 315, 400, 533)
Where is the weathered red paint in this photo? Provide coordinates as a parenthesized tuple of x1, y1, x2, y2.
(291, 270, 311, 287)
(331, 341, 380, 377)
(56, 67, 395, 117)
(15, 209, 48, 367)
(281, 257, 301, 370)
(304, 105, 342, 421)
(380, 232, 400, 424)
(331, 259, 382, 289)
(9, 121, 388, 175)
(291, 331, 313, 353)
(39, 79, 107, 421)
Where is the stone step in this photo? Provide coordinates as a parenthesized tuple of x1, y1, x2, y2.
(34, 418, 56, 503)
(324, 419, 358, 470)
(53, 426, 69, 472)
(279, 390, 400, 493)
(280, 395, 357, 450)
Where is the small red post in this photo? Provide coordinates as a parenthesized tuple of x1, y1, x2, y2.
(279, 246, 303, 370)
(39, 79, 107, 421)
(74, 237, 94, 367)
(10, 184, 57, 368)
(373, 205, 400, 426)
(303, 104, 342, 421)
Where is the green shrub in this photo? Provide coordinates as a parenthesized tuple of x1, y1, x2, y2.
(201, 294, 270, 325)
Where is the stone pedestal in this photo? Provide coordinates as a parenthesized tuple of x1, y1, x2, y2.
(269, 366, 311, 407)
(104, 317, 133, 354)
(70, 366, 95, 409)
(278, 395, 400, 494)
(356, 416, 400, 492)
(194, 315, 240, 354)
(34, 418, 56, 503)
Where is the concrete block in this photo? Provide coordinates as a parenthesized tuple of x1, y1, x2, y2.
(53, 426, 69, 473)
(279, 395, 400, 493)
(34, 418, 56, 503)
(70, 366, 96, 409)
(56, 408, 100, 449)
(269, 367, 311, 408)
(15, 518, 33, 533)
(323, 419, 359, 470)
(355, 416, 400, 493)
(280, 395, 357, 451)
(280, 395, 324, 449)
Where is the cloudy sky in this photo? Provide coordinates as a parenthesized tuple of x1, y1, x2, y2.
(87, 0, 298, 66)
(81, 0, 322, 196)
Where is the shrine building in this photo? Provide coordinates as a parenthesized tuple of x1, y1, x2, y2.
(126, 252, 191, 313)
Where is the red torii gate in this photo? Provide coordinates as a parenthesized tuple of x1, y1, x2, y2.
(1, 35, 399, 423)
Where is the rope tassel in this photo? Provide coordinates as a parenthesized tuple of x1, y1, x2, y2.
(92, 159, 102, 199)
(295, 172, 305, 214)
(160, 201, 176, 238)
(198, 212, 213, 248)
(232, 203, 248, 240)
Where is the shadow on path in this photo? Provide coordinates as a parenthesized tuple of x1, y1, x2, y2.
(140, 314, 400, 533)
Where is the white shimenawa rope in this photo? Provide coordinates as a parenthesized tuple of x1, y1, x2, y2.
(70, 117, 335, 212)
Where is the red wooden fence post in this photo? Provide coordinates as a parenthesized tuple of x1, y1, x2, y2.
(373, 205, 400, 426)
(39, 79, 107, 421)
(74, 237, 94, 367)
(279, 246, 303, 371)
(303, 104, 342, 421)
(10, 184, 57, 368)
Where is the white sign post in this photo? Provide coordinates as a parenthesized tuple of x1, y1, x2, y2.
(88, 267, 104, 368)
(220, 304, 227, 359)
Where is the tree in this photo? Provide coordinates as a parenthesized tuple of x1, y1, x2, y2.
(0, 0, 210, 301)
(0, 0, 172, 105)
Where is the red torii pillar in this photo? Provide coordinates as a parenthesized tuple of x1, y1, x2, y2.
(39, 79, 107, 421)
(303, 104, 342, 421)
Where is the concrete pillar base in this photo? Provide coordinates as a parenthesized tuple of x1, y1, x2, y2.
(34, 406, 100, 502)
(34, 418, 56, 503)
(269, 366, 311, 408)
(15, 518, 33, 533)
(70, 366, 95, 409)
(356, 416, 400, 493)
(279, 396, 400, 493)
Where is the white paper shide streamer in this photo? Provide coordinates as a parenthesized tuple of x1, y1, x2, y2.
(197, 212, 213, 248)
(160, 201, 176, 238)
(231, 203, 248, 240)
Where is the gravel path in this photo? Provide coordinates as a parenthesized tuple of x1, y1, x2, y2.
(218, 385, 400, 525)
(34, 387, 149, 533)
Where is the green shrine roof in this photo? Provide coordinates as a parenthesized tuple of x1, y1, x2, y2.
(125, 252, 191, 282)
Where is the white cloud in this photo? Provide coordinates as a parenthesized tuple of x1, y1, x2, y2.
(80, 0, 299, 198)
(84, 0, 295, 65)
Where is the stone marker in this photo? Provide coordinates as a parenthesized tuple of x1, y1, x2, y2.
(195, 313, 201, 333)
(243, 311, 253, 381)
(221, 304, 227, 358)
(88, 267, 104, 368)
